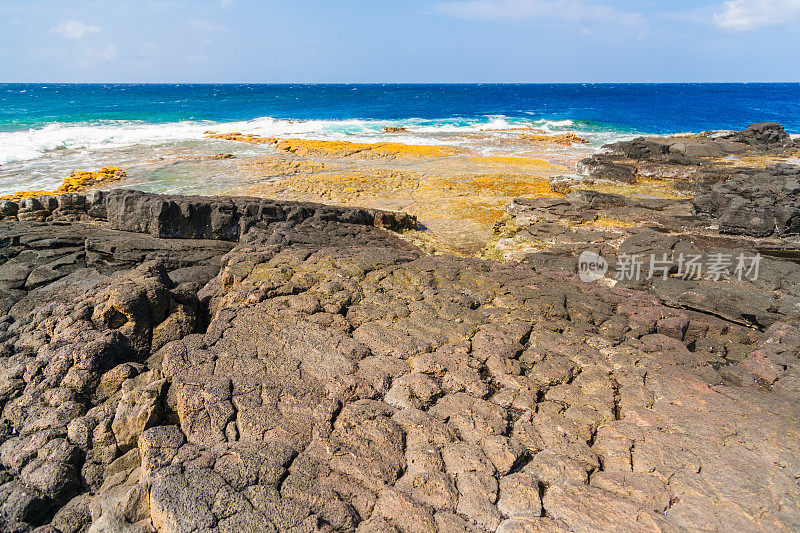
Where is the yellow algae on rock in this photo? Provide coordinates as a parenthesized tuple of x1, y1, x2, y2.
(382, 126, 409, 133)
(518, 133, 589, 146)
(273, 139, 464, 160)
(241, 156, 327, 176)
(206, 132, 274, 144)
(421, 174, 563, 199)
(468, 156, 568, 173)
(584, 216, 638, 229)
(572, 176, 691, 200)
(206, 132, 465, 160)
(447, 197, 511, 226)
(0, 166, 127, 200)
(0, 190, 54, 201)
(237, 169, 421, 204)
(56, 166, 126, 194)
(470, 155, 552, 166)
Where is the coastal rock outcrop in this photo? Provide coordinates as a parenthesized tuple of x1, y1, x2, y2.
(490, 124, 800, 330)
(577, 122, 798, 184)
(502, 187, 800, 328)
(0, 189, 799, 532)
(518, 133, 588, 146)
(693, 163, 800, 238)
(205, 133, 465, 160)
(0, 167, 127, 201)
(0, 189, 418, 237)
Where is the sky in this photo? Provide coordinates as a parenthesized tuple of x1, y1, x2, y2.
(0, 0, 799, 83)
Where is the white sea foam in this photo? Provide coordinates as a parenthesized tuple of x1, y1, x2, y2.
(0, 121, 212, 165)
(0, 115, 605, 166)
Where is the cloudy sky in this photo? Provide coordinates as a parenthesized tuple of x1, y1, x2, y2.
(0, 0, 798, 82)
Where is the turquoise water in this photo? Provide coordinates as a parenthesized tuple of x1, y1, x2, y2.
(1, 83, 798, 195)
(3, 83, 800, 133)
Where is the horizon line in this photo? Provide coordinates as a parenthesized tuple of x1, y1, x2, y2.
(2, 81, 800, 85)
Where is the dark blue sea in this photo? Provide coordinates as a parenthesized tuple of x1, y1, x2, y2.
(2, 83, 800, 134)
(1, 83, 798, 195)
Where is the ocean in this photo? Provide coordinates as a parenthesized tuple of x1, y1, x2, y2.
(1, 83, 799, 196)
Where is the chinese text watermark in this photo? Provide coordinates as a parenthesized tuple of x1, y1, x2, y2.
(579, 252, 762, 283)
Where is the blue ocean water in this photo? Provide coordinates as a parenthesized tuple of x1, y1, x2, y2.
(1, 83, 798, 196)
(2, 83, 800, 134)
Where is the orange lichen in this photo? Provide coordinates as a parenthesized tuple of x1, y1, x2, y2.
(56, 166, 126, 194)
(518, 133, 589, 146)
(236, 169, 421, 204)
(421, 174, 563, 199)
(469, 156, 568, 172)
(446, 198, 510, 226)
(712, 153, 800, 170)
(0, 166, 126, 200)
(583, 216, 638, 229)
(241, 156, 327, 176)
(0, 190, 53, 201)
(206, 132, 465, 160)
(577, 176, 691, 200)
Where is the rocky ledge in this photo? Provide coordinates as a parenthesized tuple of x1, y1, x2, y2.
(576, 122, 799, 185)
(0, 187, 799, 532)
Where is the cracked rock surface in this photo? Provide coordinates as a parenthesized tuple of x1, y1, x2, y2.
(0, 191, 799, 532)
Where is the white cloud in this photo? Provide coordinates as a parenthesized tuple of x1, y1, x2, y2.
(188, 53, 209, 65)
(88, 45, 118, 61)
(221, 0, 234, 6)
(51, 19, 102, 39)
(432, 0, 649, 36)
(187, 19, 224, 32)
(714, 0, 800, 30)
(74, 45, 118, 67)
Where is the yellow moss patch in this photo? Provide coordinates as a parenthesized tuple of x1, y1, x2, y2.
(578, 176, 691, 200)
(206, 132, 270, 144)
(446, 197, 510, 226)
(469, 156, 567, 172)
(275, 139, 464, 160)
(518, 133, 589, 146)
(240, 169, 421, 204)
(421, 174, 563, 199)
(715, 153, 800, 170)
(206, 132, 466, 160)
(583, 216, 637, 229)
(481, 234, 552, 262)
(1, 166, 126, 201)
(397, 229, 468, 257)
(241, 156, 327, 176)
(57, 166, 126, 194)
(0, 190, 53, 201)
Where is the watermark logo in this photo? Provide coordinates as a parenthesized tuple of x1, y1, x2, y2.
(578, 251, 762, 283)
(578, 251, 609, 283)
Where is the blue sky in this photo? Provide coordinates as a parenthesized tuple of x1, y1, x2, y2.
(0, 0, 799, 82)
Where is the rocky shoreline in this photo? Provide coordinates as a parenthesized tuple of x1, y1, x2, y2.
(0, 124, 799, 532)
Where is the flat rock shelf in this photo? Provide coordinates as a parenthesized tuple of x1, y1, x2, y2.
(0, 181, 799, 532)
